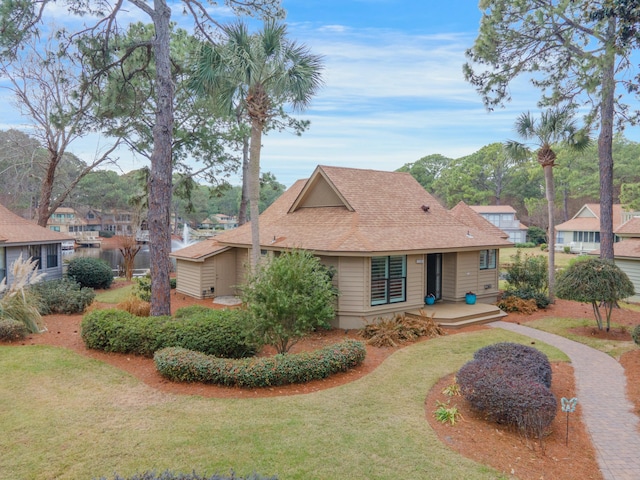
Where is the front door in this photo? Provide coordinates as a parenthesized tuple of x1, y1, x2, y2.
(426, 253, 442, 300)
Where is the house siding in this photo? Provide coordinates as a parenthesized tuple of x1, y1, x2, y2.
(5, 244, 64, 285)
(456, 251, 479, 298)
(615, 259, 640, 303)
(336, 256, 366, 315)
(176, 260, 204, 298)
(442, 253, 457, 301)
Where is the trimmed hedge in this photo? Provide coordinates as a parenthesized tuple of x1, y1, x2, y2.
(0, 319, 29, 341)
(95, 470, 276, 479)
(81, 308, 259, 358)
(31, 278, 95, 314)
(154, 340, 367, 388)
(67, 257, 114, 289)
(457, 342, 557, 435)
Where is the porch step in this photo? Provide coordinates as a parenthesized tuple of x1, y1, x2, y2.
(405, 303, 508, 329)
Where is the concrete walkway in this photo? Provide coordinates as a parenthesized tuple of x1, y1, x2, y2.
(490, 321, 640, 480)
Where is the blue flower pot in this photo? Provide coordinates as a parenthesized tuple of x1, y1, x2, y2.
(425, 295, 435, 305)
(465, 293, 476, 305)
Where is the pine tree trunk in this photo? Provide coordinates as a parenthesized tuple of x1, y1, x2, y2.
(147, 0, 174, 316)
(598, 18, 617, 261)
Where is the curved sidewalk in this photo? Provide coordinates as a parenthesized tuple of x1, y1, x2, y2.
(490, 321, 640, 480)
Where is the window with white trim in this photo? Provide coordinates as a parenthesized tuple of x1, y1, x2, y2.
(371, 255, 406, 306)
(479, 249, 497, 270)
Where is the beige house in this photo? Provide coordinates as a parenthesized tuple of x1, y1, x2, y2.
(171, 166, 513, 329)
(555, 204, 628, 253)
(0, 203, 73, 287)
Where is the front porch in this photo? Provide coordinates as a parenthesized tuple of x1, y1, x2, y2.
(406, 302, 507, 329)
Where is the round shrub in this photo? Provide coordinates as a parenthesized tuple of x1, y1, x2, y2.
(30, 278, 95, 314)
(457, 342, 557, 435)
(81, 307, 259, 358)
(67, 257, 114, 289)
(154, 340, 366, 388)
(473, 342, 552, 387)
(0, 319, 29, 341)
(632, 324, 640, 347)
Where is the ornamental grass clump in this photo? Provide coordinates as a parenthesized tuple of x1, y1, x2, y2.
(154, 340, 366, 388)
(457, 342, 557, 436)
(0, 254, 45, 333)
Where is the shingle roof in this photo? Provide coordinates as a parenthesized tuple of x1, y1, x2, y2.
(469, 205, 517, 214)
(613, 238, 640, 259)
(170, 239, 229, 261)
(616, 217, 640, 237)
(555, 204, 626, 232)
(0, 203, 73, 245)
(450, 201, 510, 240)
(207, 165, 512, 255)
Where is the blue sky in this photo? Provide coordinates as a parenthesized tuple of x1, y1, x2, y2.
(2, 0, 640, 188)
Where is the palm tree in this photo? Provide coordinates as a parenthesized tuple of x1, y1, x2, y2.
(505, 108, 589, 302)
(192, 20, 323, 268)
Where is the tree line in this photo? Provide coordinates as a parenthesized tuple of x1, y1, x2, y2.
(397, 134, 640, 229)
(0, 128, 285, 230)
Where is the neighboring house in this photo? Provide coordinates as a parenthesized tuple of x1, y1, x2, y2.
(171, 166, 513, 329)
(0, 203, 73, 286)
(555, 204, 628, 253)
(610, 216, 640, 303)
(213, 214, 239, 230)
(468, 205, 528, 244)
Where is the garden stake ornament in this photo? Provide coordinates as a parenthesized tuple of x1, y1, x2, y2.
(561, 397, 578, 446)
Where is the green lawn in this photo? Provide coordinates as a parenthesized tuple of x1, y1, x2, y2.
(525, 316, 637, 359)
(0, 330, 568, 480)
(95, 283, 135, 304)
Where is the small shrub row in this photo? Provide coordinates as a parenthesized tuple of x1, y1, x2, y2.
(632, 324, 640, 347)
(457, 342, 556, 436)
(67, 257, 114, 289)
(0, 319, 28, 341)
(31, 278, 95, 314)
(95, 470, 276, 480)
(496, 295, 538, 314)
(81, 307, 258, 358)
(154, 340, 367, 388)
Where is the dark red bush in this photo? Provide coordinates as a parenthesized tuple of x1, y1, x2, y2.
(457, 342, 557, 435)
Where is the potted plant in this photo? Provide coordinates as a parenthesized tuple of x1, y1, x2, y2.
(425, 293, 436, 305)
(465, 291, 477, 305)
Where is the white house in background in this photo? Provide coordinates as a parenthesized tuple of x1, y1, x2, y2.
(0, 203, 73, 286)
(468, 205, 528, 244)
(554, 204, 630, 253)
